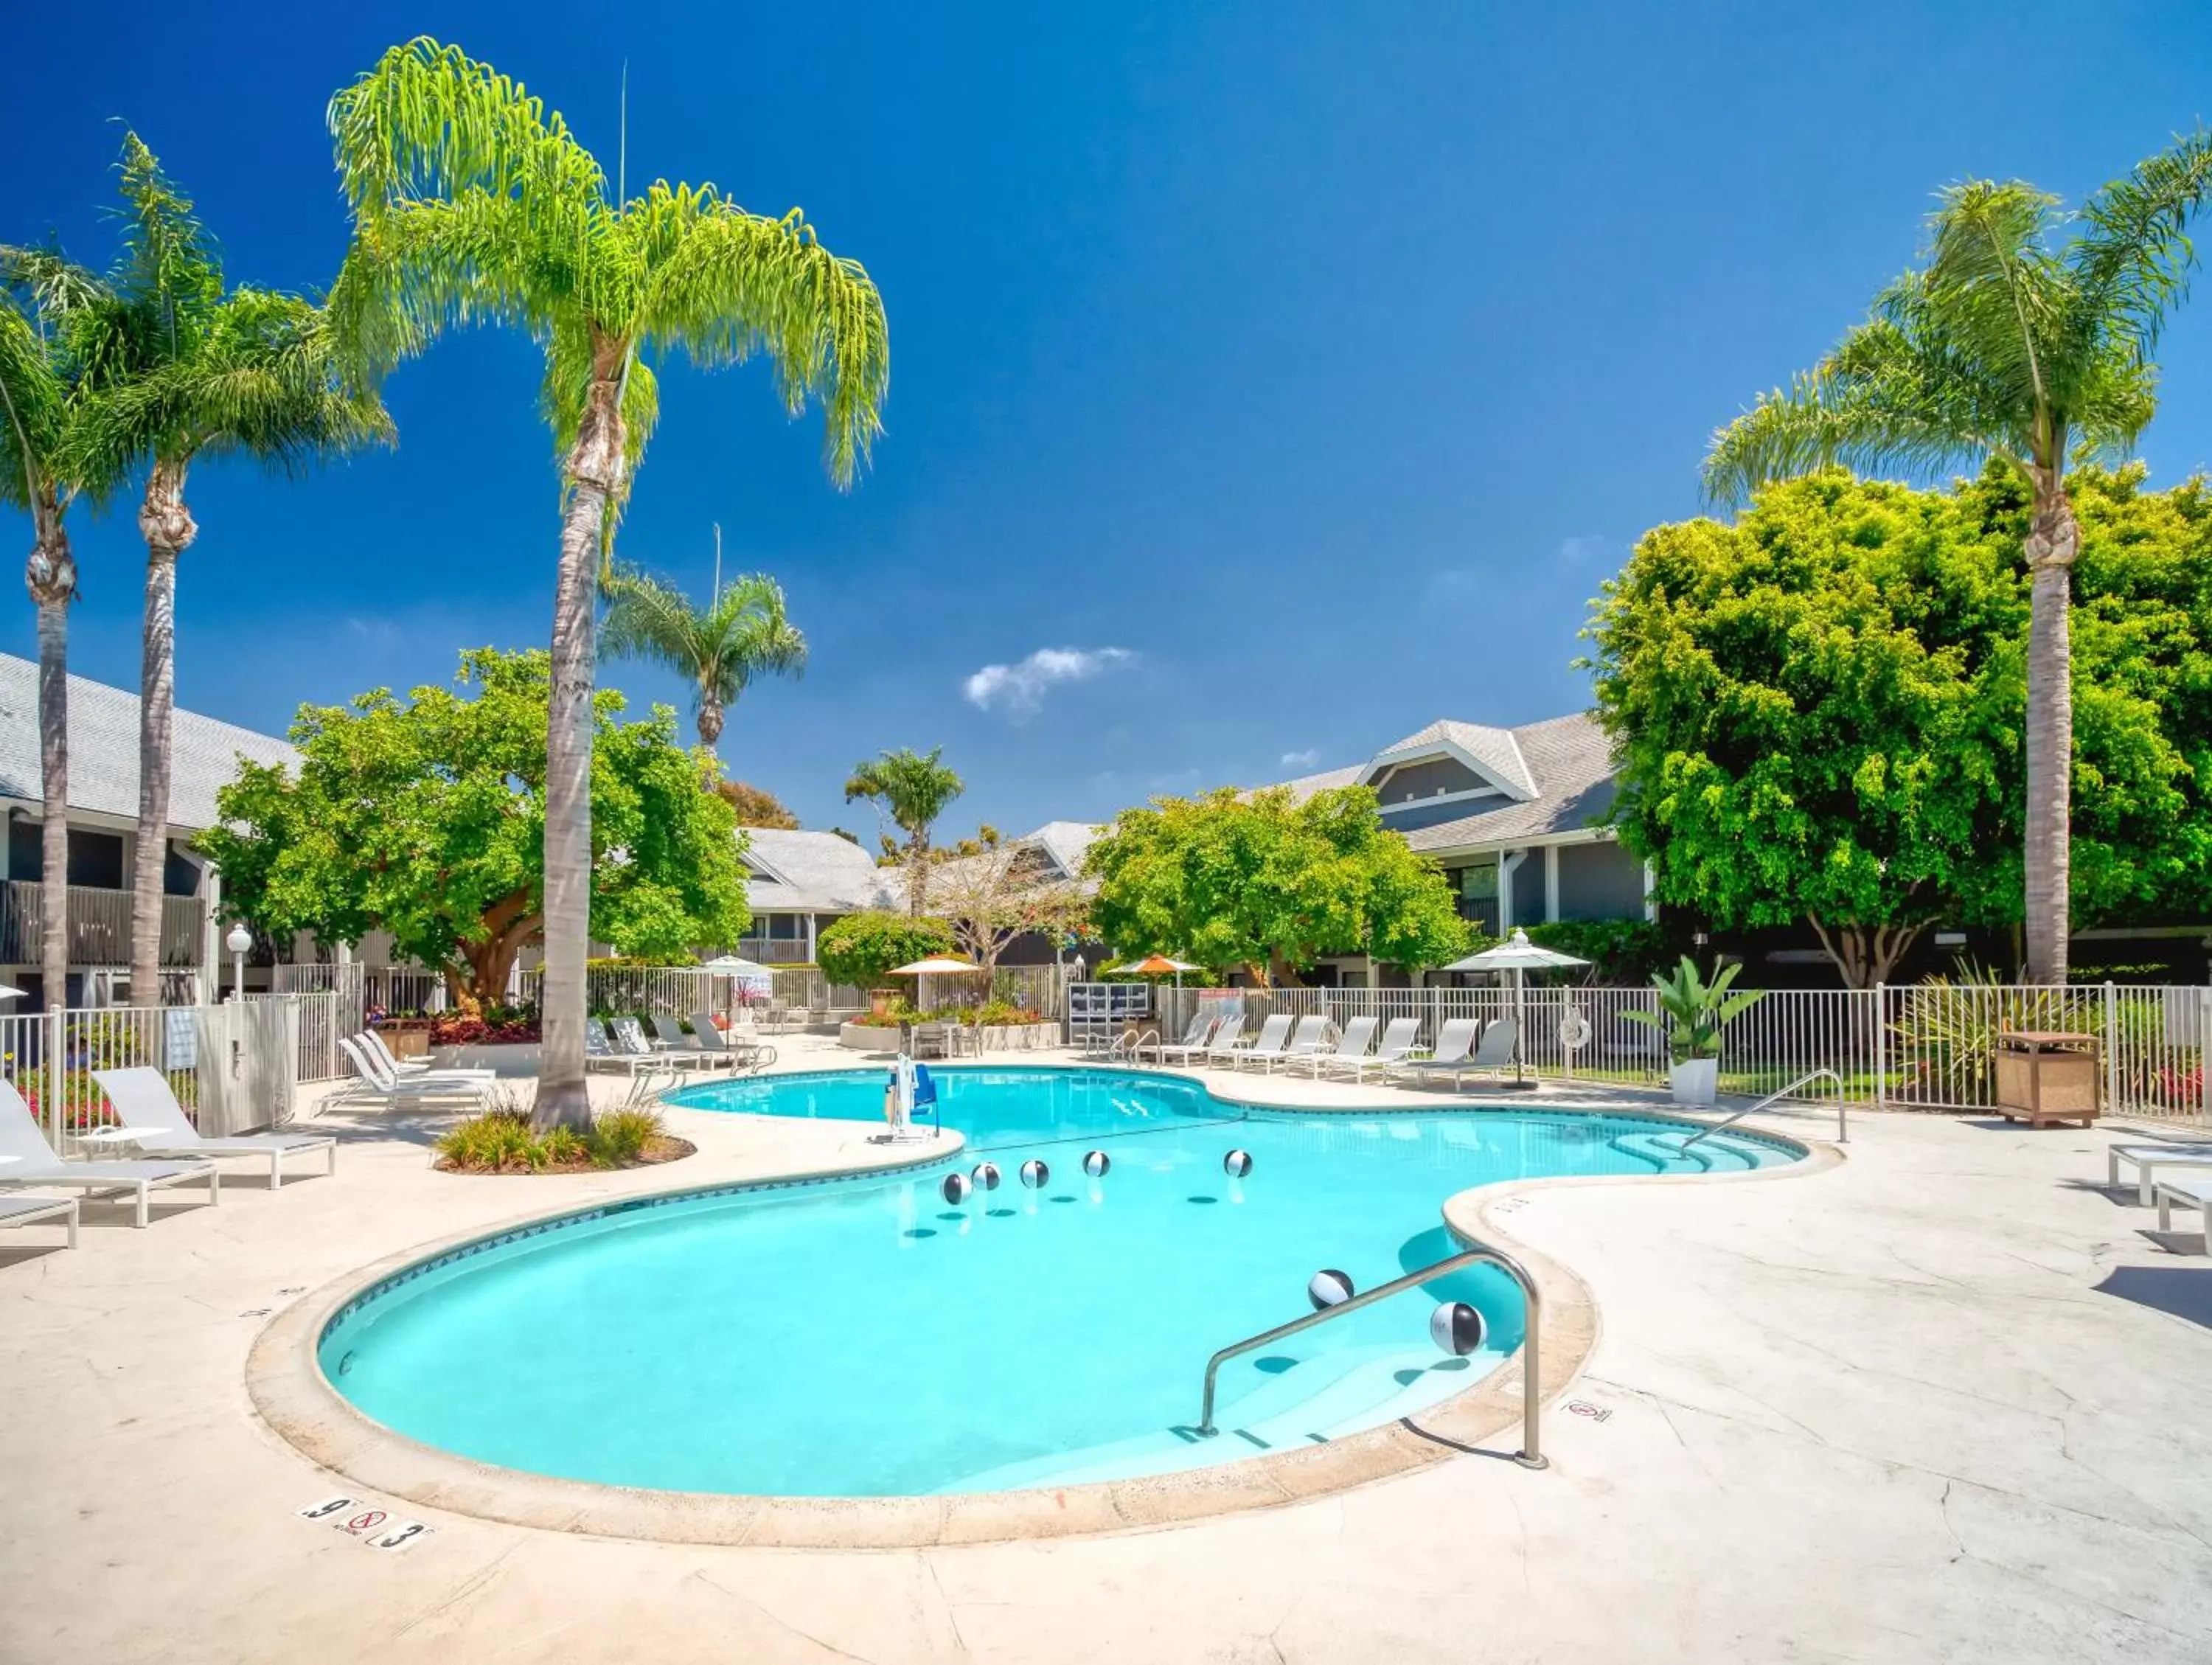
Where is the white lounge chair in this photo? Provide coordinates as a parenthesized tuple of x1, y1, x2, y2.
(1273, 1014, 1334, 1073)
(334, 1037, 492, 1107)
(0, 1080, 218, 1228)
(2108, 1142, 2212, 1207)
(0, 1193, 77, 1248)
(1321, 1015, 1422, 1082)
(1196, 1012, 1248, 1064)
(2152, 1172, 2212, 1251)
(1148, 1012, 1219, 1066)
(360, 1028, 494, 1081)
(1222, 1013, 1295, 1071)
(90, 1067, 337, 1190)
(689, 1011, 776, 1073)
(1403, 1018, 1520, 1091)
(645, 1014, 717, 1066)
(1298, 1014, 1379, 1078)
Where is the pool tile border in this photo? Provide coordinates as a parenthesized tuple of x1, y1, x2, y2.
(248, 1068, 1840, 1550)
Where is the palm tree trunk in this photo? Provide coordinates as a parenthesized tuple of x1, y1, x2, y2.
(131, 460, 195, 1006)
(535, 353, 627, 1131)
(2022, 470, 2077, 985)
(27, 512, 76, 1008)
(697, 696, 723, 747)
(907, 835, 928, 917)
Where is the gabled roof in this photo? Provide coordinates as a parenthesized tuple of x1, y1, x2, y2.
(1367, 718, 1535, 801)
(0, 653, 297, 833)
(1394, 714, 1618, 852)
(1256, 711, 1618, 855)
(740, 827, 901, 913)
(1023, 820, 1104, 880)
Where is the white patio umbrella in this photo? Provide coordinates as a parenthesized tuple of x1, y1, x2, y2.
(0, 984, 24, 1002)
(1441, 929, 1590, 1089)
(698, 953, 771, 1024)
(886, 955, 981, 1019)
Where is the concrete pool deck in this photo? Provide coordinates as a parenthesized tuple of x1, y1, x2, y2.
(3, 1038, 2210, 1662)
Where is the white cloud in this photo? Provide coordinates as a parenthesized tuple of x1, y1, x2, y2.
(1280, 748, 1321, 769)
(1557, 534, 1613, 566)
(964, 646, 1134, 715)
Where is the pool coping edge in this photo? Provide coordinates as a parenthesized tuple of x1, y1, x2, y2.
(246, 1087, 1837, 1550)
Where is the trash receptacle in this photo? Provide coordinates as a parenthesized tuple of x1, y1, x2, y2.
(1993, 1030, 2101, 1127)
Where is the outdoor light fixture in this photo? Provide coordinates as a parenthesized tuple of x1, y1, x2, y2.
(226, 922, 253, 1001)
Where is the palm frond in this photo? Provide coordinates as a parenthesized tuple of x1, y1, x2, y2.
(327, 36, 604, 220)
(630, 187, 889, 486)
(111, 131, 225, 346)
(2071, 126, 2212, 364)
(1919, 180, 2068, 417)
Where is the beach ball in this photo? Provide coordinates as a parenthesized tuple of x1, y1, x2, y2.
(1020, 1158, 1050, 1189)
(1430, 1301, 1486, 1357)
(1222, 1148, 1253, 1178)
(971, 1161, 1002, 1191)
(1082, 1150, 1111, 1178)
(939, 1171, 973, 1206)
(1307, 1268, 1355, 1310)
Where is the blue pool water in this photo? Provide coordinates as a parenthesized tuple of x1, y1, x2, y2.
(321, 1068, 1795, 1497)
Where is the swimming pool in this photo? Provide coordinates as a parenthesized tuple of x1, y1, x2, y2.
(319, 1068, 1795, 1498)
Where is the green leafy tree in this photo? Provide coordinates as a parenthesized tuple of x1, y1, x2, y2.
(199, 650, 748, 1006)
(0, 244, 126, 1004)
(844, 747, 965, 915)
(1703, 130, 2212, 982)
(49, 133, 392, 1002)
(1082, 785, 1468, 986)
(327, 38, 888, 1127)
(601, 566, 805, 745)
(1585, 469, 2202, 984)
(714, 779, 801, 829)
(815, 910, 955, 990)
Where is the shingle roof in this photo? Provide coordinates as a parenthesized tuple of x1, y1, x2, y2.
(0, 652, 297, 832)
(1249, 711, 1618, 854)
(1371, 718, 1536, 799)
(1022, 820, 1104, 879)
(1394, 714, 1618, 852)
(740, 827, 901, 913)
(1274, 764, 1365, 804)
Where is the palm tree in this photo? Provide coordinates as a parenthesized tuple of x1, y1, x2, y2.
(63, 134, 392, 1003)
(844, 747, 965, 915)
(600, 566, 806, 746)
(0, 246, 120, 1008)
(327, 39, 889, 1127)
(1703, 131, 2212, 984)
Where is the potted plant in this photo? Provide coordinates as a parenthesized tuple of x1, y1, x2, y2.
(1624, 956, 1761, 1108)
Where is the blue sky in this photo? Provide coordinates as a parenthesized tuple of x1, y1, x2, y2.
(8, 1, 2212, 841)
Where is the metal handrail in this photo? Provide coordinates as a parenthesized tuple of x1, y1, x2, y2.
(1196, 1245, 1549, 1470)
(1677, 1067, 1848, 1150)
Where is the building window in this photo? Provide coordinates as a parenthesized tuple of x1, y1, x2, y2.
(66, 830, 125, 889)
(1449, 856, 1499, 936)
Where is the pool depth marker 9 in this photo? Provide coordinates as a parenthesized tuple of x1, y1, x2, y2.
(1197, 1241, 1549, 1470)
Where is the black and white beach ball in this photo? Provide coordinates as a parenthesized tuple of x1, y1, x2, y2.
(1020, 1158, 1051, 1189)
(1082, 1150, 1111, 1178)
(1222, 1148, 1253, 1178)
(940, 1170, 973, 1206)
(1307, 1268, 1356, 1310)
(1430, 1301, 1486, 1357)
(971, 1161, 1001, 1191)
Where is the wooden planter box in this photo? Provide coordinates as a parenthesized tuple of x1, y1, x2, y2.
(1994, 1031, 2101, 1127)
(375, 1018, 434, 1061)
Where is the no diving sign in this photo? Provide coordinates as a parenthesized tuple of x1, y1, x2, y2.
(296, 1496, 434, 1552)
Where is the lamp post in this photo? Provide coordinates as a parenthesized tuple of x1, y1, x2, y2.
(226, 923, 253, 1003)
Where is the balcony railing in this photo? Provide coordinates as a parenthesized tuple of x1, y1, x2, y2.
(0, 879, 206, 969)
(732, 937, 813, 964)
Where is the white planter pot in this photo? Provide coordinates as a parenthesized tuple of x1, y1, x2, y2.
(1669, 1057, 1719, 1108)
(433, 1042, 541, 1077)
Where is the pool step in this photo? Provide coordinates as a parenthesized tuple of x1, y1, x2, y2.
(939, 1339, 1503, 1495)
